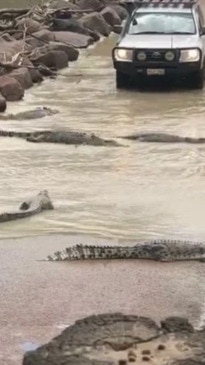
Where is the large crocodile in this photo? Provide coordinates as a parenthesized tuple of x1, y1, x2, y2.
(119, 132, 205, 143)
(0, 107, 58, 120)
(0, 190, 53, 223)
(46, 240, 205, 262)
(0, 129, 122, 147)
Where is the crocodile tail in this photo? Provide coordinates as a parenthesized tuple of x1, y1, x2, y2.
(47, 244, 106, 261)
(0, 130, 14, 137)
(46, 245, 138, 261)
(0, 130, 31, 138)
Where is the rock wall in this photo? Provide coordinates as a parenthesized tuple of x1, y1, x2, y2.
(0, 0, 128, 111)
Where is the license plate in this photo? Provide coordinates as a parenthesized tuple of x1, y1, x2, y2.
(147, 69, 165, 76)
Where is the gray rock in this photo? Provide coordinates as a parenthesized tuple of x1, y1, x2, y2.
(80, 12, 111, 36)
(26, 36, 46, 49)
(0, 75, 24, 101)
(161, 317, 194, 333)
(101, 6, 121, 27)
(9, 68, 33, 89)
(22, 313, 205, 365)
(51, 0, 80, 10)
(109, 4, 128, 20)
(54, 31, 94, 48)
(21, 58, 43, 83)
(51, 18, 100, 41)
(31, 49, 68, 70)
(17, 17, 43, 34)
(31, 29, 55, 43)
(49, 41, 79, 61)
(77, 0, 105, 11)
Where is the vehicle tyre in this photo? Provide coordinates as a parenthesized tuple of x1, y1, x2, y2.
(188, 70, 204, 90)
(116, 71, 130, 89)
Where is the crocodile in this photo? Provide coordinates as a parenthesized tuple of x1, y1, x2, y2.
(0, 107, 58, 120)
(119, 132, 205, 143)
(0, 190, 53, 223)
(0, 129, 122, 147)
(45, 240, 205, 262)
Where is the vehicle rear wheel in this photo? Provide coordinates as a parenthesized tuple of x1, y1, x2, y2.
(188, 70, 204, 90)
(116, 71, 130, 89)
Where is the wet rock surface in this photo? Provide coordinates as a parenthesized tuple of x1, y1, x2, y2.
(22, 313, 205, 365)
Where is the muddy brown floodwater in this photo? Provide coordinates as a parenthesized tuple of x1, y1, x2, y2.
(1, 8, 205, 365)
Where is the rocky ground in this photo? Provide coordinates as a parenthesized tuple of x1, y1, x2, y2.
(0, 0, 128, 112)
(23, 313, 205, 365)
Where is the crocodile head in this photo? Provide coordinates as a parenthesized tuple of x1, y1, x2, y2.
(40, 107, 59, 115)
(38, 190, 54, 210)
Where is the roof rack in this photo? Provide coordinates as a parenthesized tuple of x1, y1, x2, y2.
(123, 0, 198, 12)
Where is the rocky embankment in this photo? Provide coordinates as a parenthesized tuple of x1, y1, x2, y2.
(23, 313, 205, 365)
(0, 0, 128, 112)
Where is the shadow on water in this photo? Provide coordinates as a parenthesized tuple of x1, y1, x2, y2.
(126, 76, 202, 93)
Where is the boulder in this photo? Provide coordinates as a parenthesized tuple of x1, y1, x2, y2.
(51, 18, 100, 42)
(31, 50, 68, 70)
(9, 68, 33, 89)
(110, 4, 129, 20)
(54, 31, 94, 48)
(16, 17, 43, 34)
(26, 36, 45, 49)
(52, 18, 85, 32)
(21, 58, 43, 83)
(26, 29, 55, 48)
(101, 6, 121, 27)
(31, 29, 55, 43)
(51, 0, 80, 10)
(0, 76, 24, 101)
(0, 39, 31, 61)
(49, 41, 79, 61)
(77, 0, 105, 11)
(23, 313, 205, 365)
(80, 12, 111, 36)
(1, 33, 15, 42)
(0, 93, 6, 112)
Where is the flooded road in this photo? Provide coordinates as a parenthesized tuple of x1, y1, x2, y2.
(1, 36, 205, 241)
(1, 7, 205, 364)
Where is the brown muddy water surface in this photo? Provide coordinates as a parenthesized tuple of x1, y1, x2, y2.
(1, 4, 205, 364)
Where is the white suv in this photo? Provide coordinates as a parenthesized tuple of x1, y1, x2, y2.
(112, 0, 205, 89)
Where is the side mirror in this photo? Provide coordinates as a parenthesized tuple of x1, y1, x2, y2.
(200, 26, 205, 35)
(133, 18, 138, 26)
